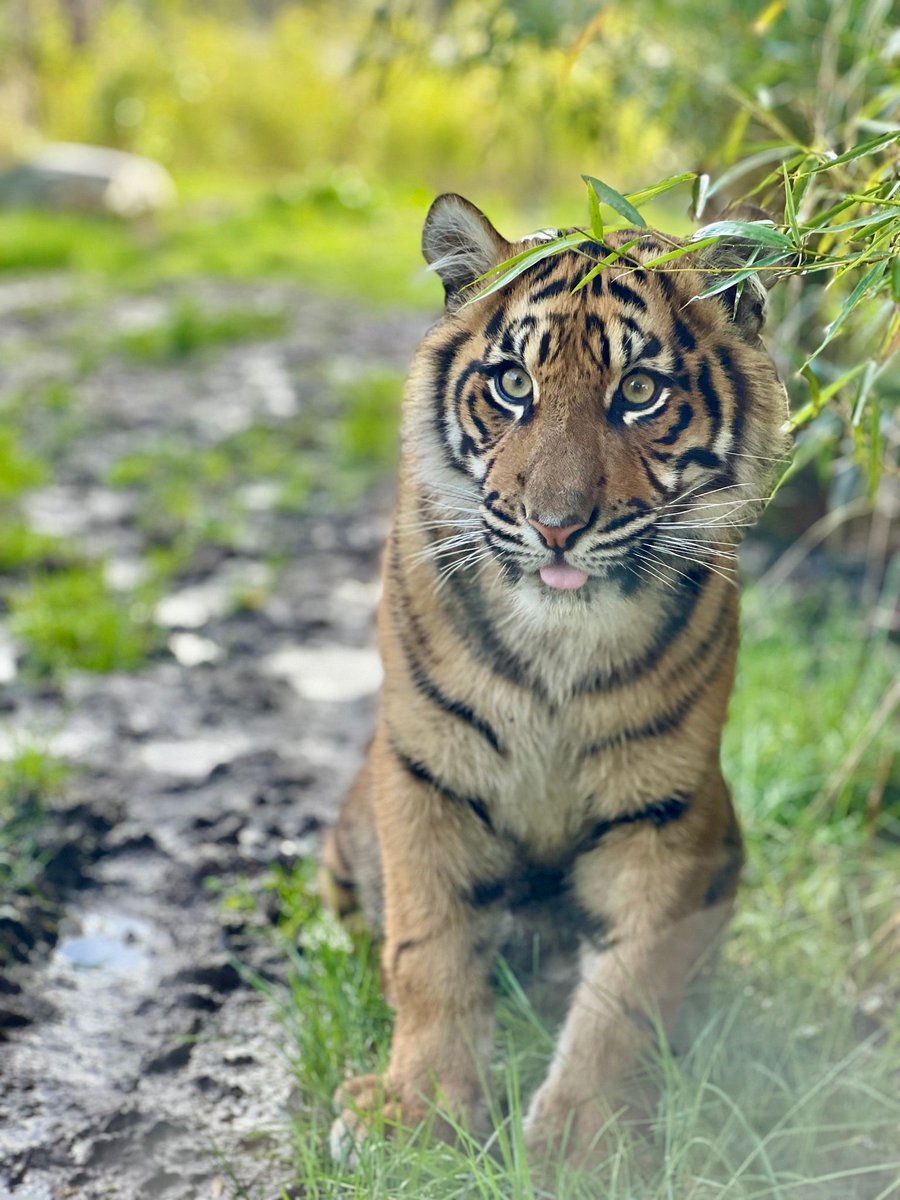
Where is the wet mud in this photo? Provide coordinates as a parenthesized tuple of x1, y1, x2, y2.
(0, 275, 427, 1198)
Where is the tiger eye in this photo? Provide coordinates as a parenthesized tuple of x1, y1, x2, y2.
(498, 366, 533, 402)
(620, 371, 658, 406)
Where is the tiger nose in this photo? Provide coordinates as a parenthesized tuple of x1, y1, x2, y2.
(526, 516, 588, 549)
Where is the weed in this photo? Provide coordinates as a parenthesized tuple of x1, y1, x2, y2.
(115, 297, 288, 362)
(0, 428, 49, 500)
(8, 565, 160, 676)
(0, 522, 67, 574)
(0, 747, 67, 899)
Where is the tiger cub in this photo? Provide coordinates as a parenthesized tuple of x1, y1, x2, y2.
(322, 194, 789, 1164)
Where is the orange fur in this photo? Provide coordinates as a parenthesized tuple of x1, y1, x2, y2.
(322, 195, 789, 1166)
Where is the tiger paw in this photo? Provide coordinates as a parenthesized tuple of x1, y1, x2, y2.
(329, 1074, 416, 1168)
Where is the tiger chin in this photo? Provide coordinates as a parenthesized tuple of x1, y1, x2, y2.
(320, 193, 789, 1169)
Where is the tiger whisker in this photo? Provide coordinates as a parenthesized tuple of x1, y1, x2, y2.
(645, 546, 739, 590)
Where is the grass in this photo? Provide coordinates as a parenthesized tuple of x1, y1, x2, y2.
(104, 364, 404, 550)
(114, 296, 288, 362)
(0, 190, 444, 309)
(0, 748, 68, 908)
(243, 590, 899, 1200)
(8, 565, 160, 676)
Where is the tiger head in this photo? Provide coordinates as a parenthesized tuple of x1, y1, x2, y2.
(406, 194, 790, 596)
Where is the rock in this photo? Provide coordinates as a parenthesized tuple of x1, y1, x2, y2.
(0, 143, 176, 217)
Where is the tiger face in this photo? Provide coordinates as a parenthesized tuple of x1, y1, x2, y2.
(407, 194, 789, 597)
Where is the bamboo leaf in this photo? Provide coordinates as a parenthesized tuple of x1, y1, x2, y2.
(788, 362, 868, 432)
(693, 219, 794, 248)
(586, 184, 604, 240)
(692, 173, 711, 220)
(624, 172, 696, 207)
(705, 144, 800, 199)
(796, 131, 899, 177)
(570, 238, 643, 293)
(461, 232, 587, 307)
(581, 175, 646, 227)
(803, 259, 889, 366)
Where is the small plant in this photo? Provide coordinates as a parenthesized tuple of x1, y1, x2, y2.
(115, 297, 288, 362)
(9, 565, 160, 676)
(0, 747, 67, 898)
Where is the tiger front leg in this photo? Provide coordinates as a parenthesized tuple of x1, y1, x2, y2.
(524, 876, 736, 1167)
(330, 745, 501, 1163)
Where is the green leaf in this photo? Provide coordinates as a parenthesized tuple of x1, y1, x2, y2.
(693, 219, 794, 249)
(586, 184, 604, 240)
(783, 163, 799, 241)
(796, 131, 899, 177)
(851, 361, 878, 427)
(624, 172, 696, 207)
(581, 175, 646, 227)
(461, 232, 588, 307)
(637, 237, 720, 271)
(693, 251, 789, 302)
(705, 144, 801, 200)
(788, 362, 869, 432)
(570, 238, 643, 293)
(803, 259, 889, 367)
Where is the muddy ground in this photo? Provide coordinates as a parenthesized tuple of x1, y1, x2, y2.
(0, 275, 428, 1199)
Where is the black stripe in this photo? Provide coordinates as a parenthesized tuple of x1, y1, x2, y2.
(431, 334, 470, 474)
(638, 452, 668, 493)
(444, 563, 550, 703)
(401, 641, 505, 755)
(484, 523, 524, 547)
(609, 279, 648, 310)
(639, 334, 663, 360)
(573, 565, 708, 693)
(654, 269, 675, 300)
(675, 446, 721, 473)
(714, 344, 748, 455)
(537, 329, 552, 365)
(575, 793, 691, 856)
(696, 358, 722, 441)
(579, 618, 732, 757)
(531, 278, 568, 302)
(653, 401, 694, 446)
(465, 394, 490, 444)
(484, 308, 505, 342)
(673, 316, 696, 353)
(390, 539, 506, 755)
(484, 496, 519, 526)
(392, 743, 494, 831)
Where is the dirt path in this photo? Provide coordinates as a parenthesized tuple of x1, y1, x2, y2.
(0, 276, 427, 1199)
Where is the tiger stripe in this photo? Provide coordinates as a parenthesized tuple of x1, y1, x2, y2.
(323, 195, 790, 1165)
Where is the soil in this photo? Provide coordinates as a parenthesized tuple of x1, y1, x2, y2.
(0, 274, 428, 1199)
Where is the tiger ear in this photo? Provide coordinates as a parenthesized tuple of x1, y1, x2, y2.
(694, 204, 779, 342)
(422, 194, 511, 311)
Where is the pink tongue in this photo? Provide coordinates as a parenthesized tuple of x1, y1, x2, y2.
(539, 564, 589, 590)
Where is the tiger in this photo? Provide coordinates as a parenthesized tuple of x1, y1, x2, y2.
(320, 192, 790, 1167)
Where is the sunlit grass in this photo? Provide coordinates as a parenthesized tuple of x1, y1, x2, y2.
(247, 592, 899, 1199)
(0, 191, 443, 309)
